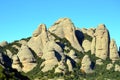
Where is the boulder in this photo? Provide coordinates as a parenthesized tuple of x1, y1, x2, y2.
(81, 55, 93, 73)
(49, 18, 83, 52)
(96, 59, 103, 65)
(28, 24, 49, 56)
(82, 40, 91, 52)
(115, 64, 120, 72)
(0, 41, 8, 47)
(17, 44, 36, 73)
(110, 39, 119, 61)
(94, 24, 109, 60)
(106, 63, 113, 70)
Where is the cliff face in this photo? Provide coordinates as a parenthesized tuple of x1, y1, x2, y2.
(0, 18, 120, 80)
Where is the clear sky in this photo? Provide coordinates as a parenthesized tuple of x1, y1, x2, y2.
(0, 0, 120, 47)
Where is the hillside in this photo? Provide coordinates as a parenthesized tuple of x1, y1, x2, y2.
(0, 18, 120, 80)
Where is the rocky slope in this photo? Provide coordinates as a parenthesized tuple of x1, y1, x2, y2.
(0, 18, 120, 80)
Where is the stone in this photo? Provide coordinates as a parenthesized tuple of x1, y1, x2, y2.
(115, 64, 120, 72)
(81, 55, 93, 73)
(91, 37, 96, 54)
(94, 24, 109, 60)
(17, 44, 36, 73)
(12, 55, 22, 72)
(96, 59, 103, 65)
(106, 63, 113, 70)
(0, 41, 8, 47)
(110, 39, 119, 61)
(82, 40, 91, 52)
(49, 18, 83, 52)
(28, 24, 49, 56)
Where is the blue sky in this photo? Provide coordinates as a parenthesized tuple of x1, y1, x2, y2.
(0, 0, 120, 47)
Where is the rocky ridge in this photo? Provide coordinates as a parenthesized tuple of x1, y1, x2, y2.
(0, 18, 120, 80)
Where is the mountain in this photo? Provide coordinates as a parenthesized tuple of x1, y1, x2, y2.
(0, 18, 120, 80)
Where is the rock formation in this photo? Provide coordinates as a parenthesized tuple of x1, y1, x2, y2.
(0, 18, 120, 80)
(41, 41, 60, 72)
(115, 64, 120, 72)
(81, 55, 93, 73)
(94, 24, 109, 60)
(110, 39, 119, 61)
(0, 41, 8, 47)
(12, 55, 22, 72)
(82, 40, 91, 52)
(49, 18, 83, 52)
(17, 44, 37, 73)
(28, 24, 49, 56)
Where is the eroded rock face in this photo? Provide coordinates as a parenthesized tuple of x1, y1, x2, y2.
(49, 18, 83, 52)
(41, 41, 62, 72)
(82, 40, 91, 52)
(17, 44, 36, 73)
(110, 39, 119, 61)
(81, 55, 93, 73)
(94, 24, 109, 60)
(0, 41, 8, 47)
(12, 55, 22, 72)
(28, 24, 49, 56)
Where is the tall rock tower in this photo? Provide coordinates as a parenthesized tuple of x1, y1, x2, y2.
(94, 24, 109, 60)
